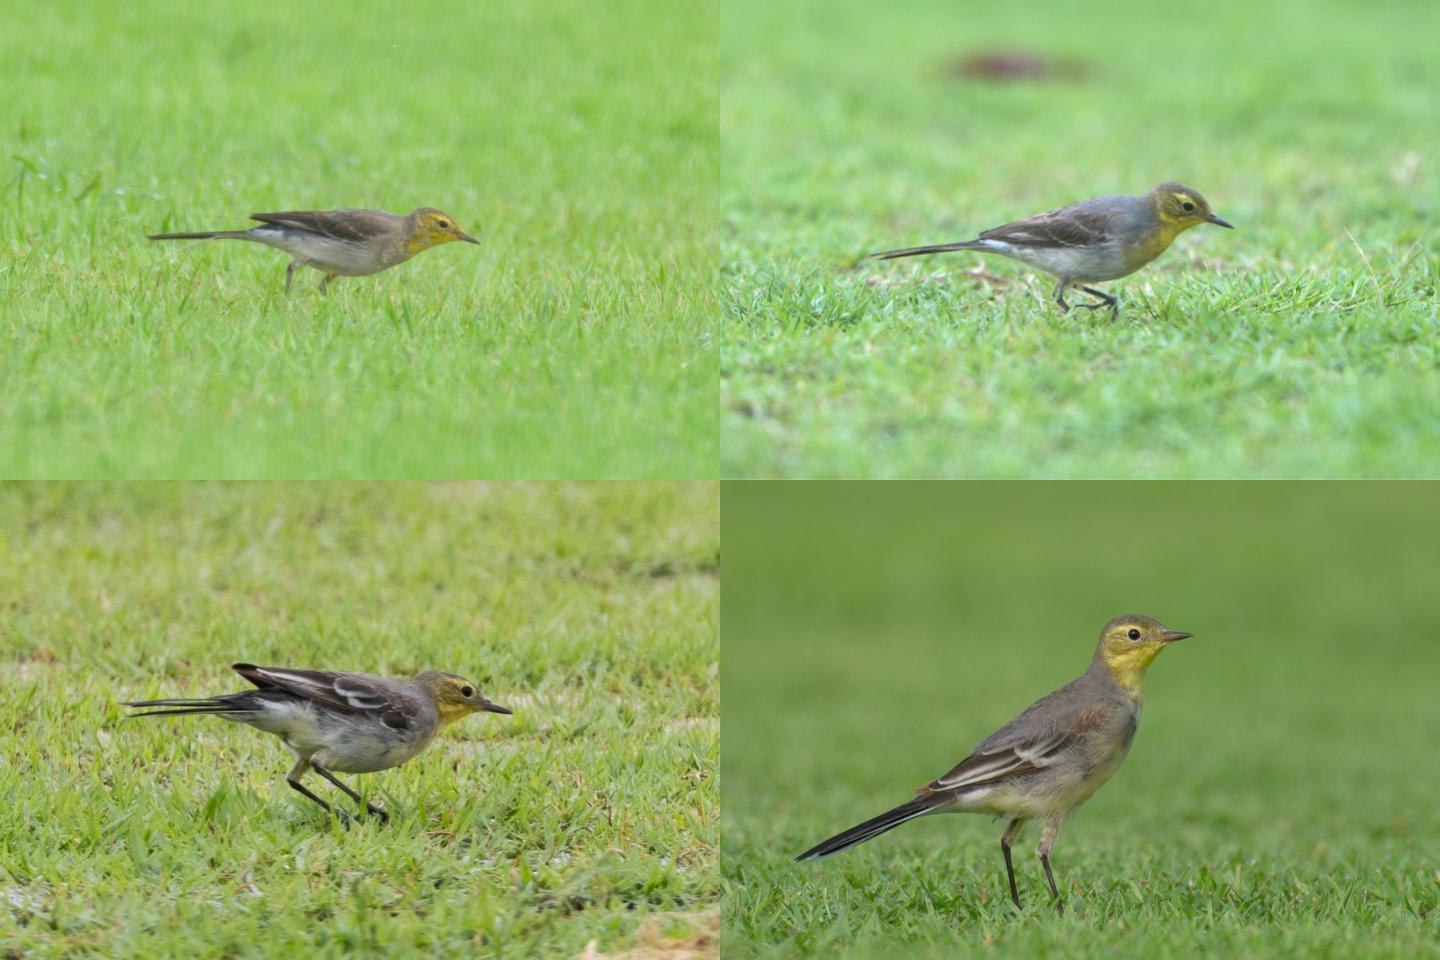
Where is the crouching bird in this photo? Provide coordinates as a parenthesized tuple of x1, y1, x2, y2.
(124, 662, 511, 823)
(871, 184, 1232, 318)
(148, 207, 479, 293)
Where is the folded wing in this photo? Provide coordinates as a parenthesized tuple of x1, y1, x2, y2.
(232, 664, 379, 710)
(980, 206, 1115, 248)
(249, 210, 392, 243)
(917, 729, 1079, 796)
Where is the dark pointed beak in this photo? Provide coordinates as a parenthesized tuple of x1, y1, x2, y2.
(458, 231, 480, 244)
(1161, 629, 1194, 642)
(481, 700, 512, 715)
(1205, 213, 1233, 229)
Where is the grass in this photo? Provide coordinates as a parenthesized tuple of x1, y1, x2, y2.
(0, 482, 719, 958)
(0, 0, 716, 479)
(721, 481, 1440, 958)
(721, 0, 1440, 477)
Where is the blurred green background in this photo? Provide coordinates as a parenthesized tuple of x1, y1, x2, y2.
(721, 0, 1440, 478)
(0, 482, 718, 957)
(1, 0, 715, 478)
(722, 481, 1440, 957)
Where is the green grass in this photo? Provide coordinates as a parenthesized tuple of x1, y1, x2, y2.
(721, 481, 1440, 958)
(0, 482, 718, 957)
(721, 0, 1440, 477)
(1, 0, 716, 479)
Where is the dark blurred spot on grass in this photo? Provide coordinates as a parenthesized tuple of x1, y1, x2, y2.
(945, 50, 1091, 83)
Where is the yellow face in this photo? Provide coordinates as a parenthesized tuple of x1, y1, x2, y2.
(421, 672, 512, 725)
(408, 208, 480, 253)
(1096, 615, 1193, 693)
(1151, 184, 1234, 235)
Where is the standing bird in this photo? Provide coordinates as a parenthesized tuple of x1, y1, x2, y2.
(871, 183, 1232, 318)
(795, 615, 1194, 915)
(147, 207, 479, 293)
(124, 663, 512, 823)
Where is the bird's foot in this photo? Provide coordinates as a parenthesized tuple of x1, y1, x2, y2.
(1075, 286, 1118, 320)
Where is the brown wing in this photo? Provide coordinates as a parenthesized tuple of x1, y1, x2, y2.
(248, 209, 396, 243)
(232, 663, 358, 711)
(979, 206, 1115, 248)
(232, 663, 425, 731)
(915, 730, 1078, 796)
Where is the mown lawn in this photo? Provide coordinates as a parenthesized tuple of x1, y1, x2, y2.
(722, 0, 1440, 477)
(1, 0, 716, 479)
(721, 481, 1440, 957)
(0, 482, 719, 958)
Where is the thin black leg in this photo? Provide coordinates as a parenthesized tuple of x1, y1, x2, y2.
(1001, 838, 1020, 909)
(1075, 285, 1118, 320)
(1040, 852, 1064, 916)
(1000, 819, 1025, 909)
(285, 261, 296, 295)
(1052, 280, 1070, 312)
(287, 776, 350, 822)
(313, 763, 389, 823)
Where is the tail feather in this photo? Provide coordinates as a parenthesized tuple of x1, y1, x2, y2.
(870, 241, 982, 261)
(123, 697, 242, 718)
(147, 230, 253, 241)
(795, 796, 940, 861)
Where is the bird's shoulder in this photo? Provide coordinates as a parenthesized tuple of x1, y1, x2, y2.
(916, 671, 1127, 796)
(249, 209, 399, 243)
(974, 674, 1098, 745)
(232, 663, 427, 732)
(979, 195, 1128, 249)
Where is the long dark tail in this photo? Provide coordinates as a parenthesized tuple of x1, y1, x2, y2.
(123, 696, 247, 718)
(795, 796, 941, 861)
(146, 230, 253, 241)
(870, 240, 982, 261)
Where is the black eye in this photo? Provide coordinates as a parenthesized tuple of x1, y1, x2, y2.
(437, 219, 450, 228)
(1181, 201, 1196, 212)
(1127, 629, 1140, 640)
(460, 685, 474, 698)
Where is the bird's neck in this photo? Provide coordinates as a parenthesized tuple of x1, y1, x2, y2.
(403, 227, 432, 257)
(1140, 195, 1199, 255)
(1096, 644, 1162, 696)
(434, 702, 472, 727)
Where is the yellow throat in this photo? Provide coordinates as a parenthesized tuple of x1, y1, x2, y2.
(434, 700, 476, 727)
(1101, 643, 1165, 695)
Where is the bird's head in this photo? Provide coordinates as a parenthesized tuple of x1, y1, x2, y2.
(1095, 614, 1193, 693)
(1148, 183, 1233, 237)
(407, 208, 480, 254)
(414, 671, 512, 726)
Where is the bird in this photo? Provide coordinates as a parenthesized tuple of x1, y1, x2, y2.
(795, 614, 1194, 915)
(871, 183, 1232, 318)
(123, 662, 512, 823)
(147, 207, 480, 293)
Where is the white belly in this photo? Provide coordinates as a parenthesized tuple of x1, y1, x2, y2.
(250, 227, 389, 276)
(313, 728, 435, 773)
